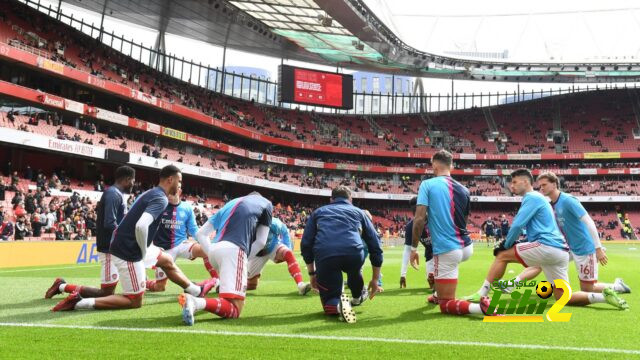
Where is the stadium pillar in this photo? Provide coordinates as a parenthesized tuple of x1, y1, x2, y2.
(98, 0, 108, 42)
(391, 75, 395, 113)
(56, 0, 62, 20)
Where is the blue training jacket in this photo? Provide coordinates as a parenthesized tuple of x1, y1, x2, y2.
(301, 198, 383, 267)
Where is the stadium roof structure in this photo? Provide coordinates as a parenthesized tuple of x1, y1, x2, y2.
(60, 0, 640, 82)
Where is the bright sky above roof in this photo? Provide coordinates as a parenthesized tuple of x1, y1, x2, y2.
(364, 0, 640, 63)
(33, 0, 640, 97)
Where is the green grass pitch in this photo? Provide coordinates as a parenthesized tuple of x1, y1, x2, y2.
(0, 244, 639, 359)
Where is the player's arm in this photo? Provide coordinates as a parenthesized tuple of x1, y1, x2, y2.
(300, 211, 317, 267)
(102, 191, 120, 233)
(401, 223, 412, 281)
(504, 196, 539, 249)
(361, 212, 383, 299)
(361, 211, 383, 269)
(185, 205, 199, 239)
(135, 198, 167, 258)
(195, 216, 217, 255)
(281, 224, 293, 250)
(570, 198, 607, 265)
(411, 205, 427, 269)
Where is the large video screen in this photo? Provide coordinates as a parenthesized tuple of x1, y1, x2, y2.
(278, 65, 353, 109)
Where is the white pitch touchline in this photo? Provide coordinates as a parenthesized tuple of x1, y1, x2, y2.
(1, 322, 639, 355)
(0, 264, 100, 274)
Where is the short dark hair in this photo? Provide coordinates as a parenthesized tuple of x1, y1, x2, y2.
(159, 165, 181, 180)
(511, 169, 533, 184)
(409, 196, 418, 211)
(331, 185, 351, 200)
(432, 149, 453, 167)
(114, 166, 135, 181)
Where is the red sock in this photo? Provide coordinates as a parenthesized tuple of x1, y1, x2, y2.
(323, 304, 339, 315)
(203, 257, 219, 278)
(283, 250, 303, 284)
(63, 284, 78, 293)
(438, 299, 471, 315)
(204, 298, 239, 319)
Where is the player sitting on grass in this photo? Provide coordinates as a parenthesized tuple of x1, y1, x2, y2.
(503, 172, 631, 295)
(301, 186, 382, 323)
(247, 217, 311, 295)
(145, 189, 219, 292)
(51, 166, 215, 311)
(400, 197, 433, 291)
(410, 150, 487, 317)
(45, 166, 135, 299)
(463, 169, 628, 310)
(179, 192, 273, 324)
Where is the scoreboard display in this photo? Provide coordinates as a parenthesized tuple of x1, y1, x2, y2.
(278, 65, 353, 109)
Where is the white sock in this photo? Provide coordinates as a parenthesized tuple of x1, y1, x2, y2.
(588, 293, 606, 304)
(59, 284, 67, 293)
(478, 280, 491, 296)
(469, 303, 483, 314)
(185, 283, 201, 296)
(74, 298, 95, 310)
(505, 276, 521, 291)
(193, 297, 206, 311)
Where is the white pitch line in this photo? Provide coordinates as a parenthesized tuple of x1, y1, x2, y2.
(0, 322, 639, 355)
(0, 264, 100, 274)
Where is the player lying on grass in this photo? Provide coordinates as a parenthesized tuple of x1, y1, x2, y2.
(51, 165, 215, 311)
(45, 166, 135, 299)
(463, 169, 628, 310)
(301, 186, 382, 324)
(410, 150, 490, 317)
(502, 172, 630, 295)
(179, 192, 273, 324)
(145, 189, 219, 292)
(247, 217, 311, 295)
(400, 197, 433, 291)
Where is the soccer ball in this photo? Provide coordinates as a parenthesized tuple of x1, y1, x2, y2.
(536, 281, 554, 299)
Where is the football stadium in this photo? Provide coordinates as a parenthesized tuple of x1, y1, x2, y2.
(0, 0, 639, 358)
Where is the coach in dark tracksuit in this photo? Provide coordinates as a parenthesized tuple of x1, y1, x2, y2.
(301, 186, 383, 318)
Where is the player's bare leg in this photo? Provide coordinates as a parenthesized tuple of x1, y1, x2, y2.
(155, 252, 215, 297)
(464, 248, 520, 301)
(191, 244, 219, 279)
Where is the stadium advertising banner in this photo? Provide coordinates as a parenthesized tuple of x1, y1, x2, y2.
(0, 240, 95, 268)
(279, 65, 353, 109)
(584, 152, 621, 159)
(95, 108, 129, 126)
(64, 99, 85, 114)
(162, 127, 187, 141)
(0, 128, 105, 159)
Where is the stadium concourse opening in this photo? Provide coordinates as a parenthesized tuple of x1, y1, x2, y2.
(0, 0, 638, 358)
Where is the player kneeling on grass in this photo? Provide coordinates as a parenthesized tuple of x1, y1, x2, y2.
(400, 197, 434, 291)
(503, 172, 631, 296)
(45, 166, 136, 300)
(247, 217, 311, 295)
(52, 166, 215, 311)
(410, 150, 486, 317)
(301, 186, 382, 324)
(463, 169, 628, 310)
(146, 189, 219, 292)
(179, 192, 273, 324)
